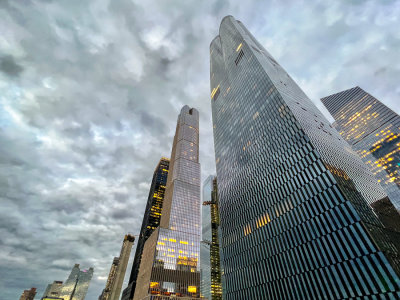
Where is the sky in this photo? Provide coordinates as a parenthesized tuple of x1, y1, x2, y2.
(1, 0, 400, 299)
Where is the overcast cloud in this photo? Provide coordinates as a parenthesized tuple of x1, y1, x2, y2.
(0, 0, 399, 299)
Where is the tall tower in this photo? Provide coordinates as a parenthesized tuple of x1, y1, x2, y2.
(100, 234, 135, 300)
(321, 87, 400, 210)
(133, 106, 201, 300)
(200, 176, 222, 300)
(19, 288, 36, 300)
(210, 16, 400, 299)
(60, 264, 93, 300)
(99, 258, 119, 300)
(122, 158, 169, 300)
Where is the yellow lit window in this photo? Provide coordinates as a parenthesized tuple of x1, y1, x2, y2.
(188, 286, 197, 293)
(180, 240, 188, 245)
(169, 238, 176, 242)
(158, 242, 165, 245)
(150, 282, 159, 288)
(236, 43, 242, 52)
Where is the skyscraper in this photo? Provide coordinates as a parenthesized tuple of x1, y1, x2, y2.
(60, 264, 93, 300)
(100, 234, 135, 300)
(99, 258, 119, 300)
(122, 158, 169, 300)
(210, 16, 400, 299)
(321, 87, 400, 210)
(200, 176, 222, 300)
(19, 288, 36, 300)
(133, 106, 201, 300)
(42, 281, 63, 299)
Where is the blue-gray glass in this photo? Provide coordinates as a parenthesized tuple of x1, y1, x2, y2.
(321, 87, 400, 210)
(210, 16, 400, 299)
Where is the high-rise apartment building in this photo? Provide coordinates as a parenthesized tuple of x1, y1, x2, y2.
(200, 176, 222, 300)
(19, 288, 37, 300)
(210, 16, 400, 299)
(42, 281, 63, 299)
(60, 264, 93, 300)
(122, 158, 169, 300)
(99, 258, 119, 300)
(133, 106, 201, 300)
(321, 87, 400, 210)
(100, 234, 135, 300)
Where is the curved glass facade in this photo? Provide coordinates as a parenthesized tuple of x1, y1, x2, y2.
(210, 16, 400, 299)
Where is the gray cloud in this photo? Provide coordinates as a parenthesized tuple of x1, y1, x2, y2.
(0, 55, 23, 77)
(0, 0, 399, 299)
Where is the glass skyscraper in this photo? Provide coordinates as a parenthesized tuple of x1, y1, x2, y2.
(133, 106, 201, 300)
(60, 264, 93, 300)
(200, 175, 222, 300)
(321, 86, 400, 210)
(210, 16, 400, 299)
(122, 158, 169, 300)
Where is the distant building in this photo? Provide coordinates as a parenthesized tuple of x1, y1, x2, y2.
(122, 158, 169, 300)
(99, 234, 135, 300)
(42, 281, 63, 299)
(200, 176, 222, 300)
(133, 106, 201, 300)
(99, 258, 119, 300)
(321, 86, 400, 210)
(59, 264, 93, 300)
(19, 288, 37, 300)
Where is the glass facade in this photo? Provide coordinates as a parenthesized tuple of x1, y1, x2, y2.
(321, 87, 400, 210)
(200, 176, 222, 300)
(133, 106, 201, 300)
(42, 281, 63, 298)
(210, 16, 400, 299)
(59, 264, 93, 300)
(122, 158, 169, 300)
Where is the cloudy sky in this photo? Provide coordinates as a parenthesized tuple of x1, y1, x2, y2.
(1, 0, 399, 299)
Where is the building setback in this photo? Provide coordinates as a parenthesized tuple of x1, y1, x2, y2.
(200, 175, 222, 300)
(100, 234, 135, 300)
(133, 106, 201, 300)
(321, 86, 400, 210)
(210, 16, 400, 299)
(59, 264, 93, 300)
(19, 288, 36, 300)
(42, 281, 63, 299)
(122, 158, 169, 300)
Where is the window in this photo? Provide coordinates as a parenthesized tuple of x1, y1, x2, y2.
(235, 49, 244, 65)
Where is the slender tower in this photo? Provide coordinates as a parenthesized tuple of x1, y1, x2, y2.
(133, 106, 201, 300)
(200, 176, 222, 300)
(210, 16, 400, 299)
(122, 158, 169, 300)
(100, 234, 135, 300)
(321, 87, 400, 210)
